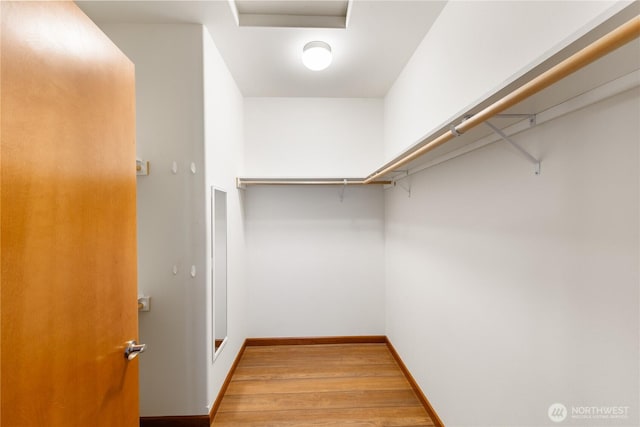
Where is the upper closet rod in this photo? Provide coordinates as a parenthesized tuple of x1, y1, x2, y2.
(364, 15, 640, 184)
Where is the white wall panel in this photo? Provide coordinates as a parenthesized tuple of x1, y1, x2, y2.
(244, 97, 383, 178)
(385, 88, 639, 426)
(246, 185, 385, 337)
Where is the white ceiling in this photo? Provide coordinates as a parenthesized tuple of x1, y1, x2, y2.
(77, 0, 447, 97)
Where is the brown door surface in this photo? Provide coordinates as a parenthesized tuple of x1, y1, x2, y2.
(1, 1, 138, 426)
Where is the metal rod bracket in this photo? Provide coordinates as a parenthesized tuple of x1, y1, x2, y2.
(339, 179, 347, 202)
(236, 177, 246, 190)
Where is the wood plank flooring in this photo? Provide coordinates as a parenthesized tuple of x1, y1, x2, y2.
(211, 343, 434, 426)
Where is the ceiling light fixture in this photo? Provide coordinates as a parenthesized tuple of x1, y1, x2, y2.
(302, 41, 332, 71)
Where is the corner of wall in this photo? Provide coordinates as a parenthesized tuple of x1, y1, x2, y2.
(201, 24, 248, 412)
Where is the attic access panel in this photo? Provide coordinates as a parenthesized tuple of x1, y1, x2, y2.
(233, 0, 350, 28)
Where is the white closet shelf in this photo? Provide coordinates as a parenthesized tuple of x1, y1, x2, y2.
(237, 6, 639, 188)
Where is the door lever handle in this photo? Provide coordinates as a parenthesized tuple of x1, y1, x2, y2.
(124, 340, 146, 361)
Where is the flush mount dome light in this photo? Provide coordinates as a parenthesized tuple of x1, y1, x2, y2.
(302, 41, 332, 71)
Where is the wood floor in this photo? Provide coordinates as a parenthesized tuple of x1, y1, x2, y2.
(211, 343, 435, 426)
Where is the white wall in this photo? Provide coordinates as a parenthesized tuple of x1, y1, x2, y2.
(243, 98, 386, 338)
(100, 23, 209, 416)
(384, 0, 625, 161)
(245, 185, 385, 337)
(100, 23, 247, 417)
(244, 98, 383, 177)
(385, 88, 639, 426)
(202, 26, 247, 410)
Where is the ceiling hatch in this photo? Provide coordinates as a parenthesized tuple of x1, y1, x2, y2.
(231, 0, 351, 28)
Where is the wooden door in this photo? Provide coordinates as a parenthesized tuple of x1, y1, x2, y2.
(1, 2, 139, 426)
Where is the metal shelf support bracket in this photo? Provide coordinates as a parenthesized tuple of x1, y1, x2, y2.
(393, 171, 411, 198)
(485, 120, 541, 175)
(495, 113, 537, 128)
